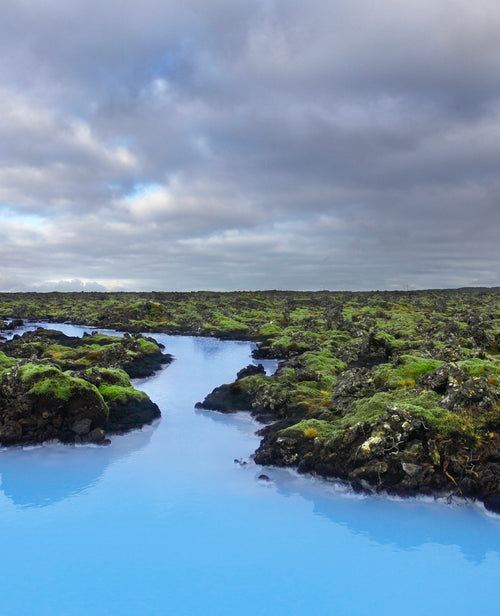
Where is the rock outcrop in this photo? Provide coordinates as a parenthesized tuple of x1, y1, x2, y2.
(0, 329, 170, 445)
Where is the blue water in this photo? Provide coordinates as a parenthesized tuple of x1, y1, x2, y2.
(0, 327, 499, 615)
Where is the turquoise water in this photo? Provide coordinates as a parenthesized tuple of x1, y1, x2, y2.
(0, 327, 499, 615)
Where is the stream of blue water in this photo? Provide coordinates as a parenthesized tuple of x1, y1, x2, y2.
(0, 325, 499, 615)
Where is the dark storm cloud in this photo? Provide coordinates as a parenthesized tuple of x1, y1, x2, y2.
(1, 0, 499, 291)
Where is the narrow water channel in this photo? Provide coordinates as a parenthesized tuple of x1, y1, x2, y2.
(0, 325, 499, 615)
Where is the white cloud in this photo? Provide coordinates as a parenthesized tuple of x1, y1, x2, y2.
(32, 279, 107, 292)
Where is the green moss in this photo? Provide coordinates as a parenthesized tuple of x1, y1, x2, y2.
(302, 350, 347, 374)
(0, 351, 17, 372)
(341, 390, 443, 429)
(258, 323, 283, 337)
(281, 419, 336, 439)
(134, 338, 160, 354)
(19, 363, 62, 384)
(82, 333, 118, 345)
(301, 350, 346, 390)
(98, 384, 148, 404)
(210, 312, 249, 333)
(329, 330, 353, 347)
(20, 364, 100, 402)
(29, 377, 73, 401)
(373, 355, 444, 389)
(87, 367, 131, 387)
(371, 329, 408, 349)
(329, 387, 491, 444)
(269, 335, 308, 354)
(290, 381, 325, 406)
(457, 358, 500, 378)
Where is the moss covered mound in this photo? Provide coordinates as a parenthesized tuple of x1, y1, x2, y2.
(1, 328, 172, 376)
(0, 329, 169, 445)
(0, 363, 109, 444)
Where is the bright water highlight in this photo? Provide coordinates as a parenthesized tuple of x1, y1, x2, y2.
(0, 328, 499, 615)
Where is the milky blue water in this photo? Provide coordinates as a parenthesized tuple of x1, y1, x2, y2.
(0, 325, 499, 615)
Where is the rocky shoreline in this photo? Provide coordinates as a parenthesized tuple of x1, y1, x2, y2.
(197, 296, 500, 514)
(198, 359, 500, 514)
(0, 325, 172, 446)
(0, 289, 498, 513)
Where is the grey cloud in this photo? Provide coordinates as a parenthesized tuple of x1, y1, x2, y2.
(1, 1, 499, 291)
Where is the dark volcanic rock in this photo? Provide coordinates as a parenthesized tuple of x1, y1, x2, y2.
(120, 334, 173, 377)
(483, 492, 500, 514)
(196, 381, 254, 413)
(254, 409, 446, 496)
(441, 376, 497, 412)
(253, 406, 500, 507)
(330, 368, 377, 412)
(236, 364, 265, 380)
(417, 363, 463, 395)
(107, 396, 161, 433)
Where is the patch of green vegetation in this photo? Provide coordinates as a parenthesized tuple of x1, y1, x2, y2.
(83, 333, 118, 345)
(258, 322, 283, 337)
(136, 338, 161, 354)
(269, 334, 308, 355)
(20, 363, 99, 402)
(0, 351, 17, 372)
(373, 355, 444, 389)
(457, 358, 500, 378)
(302, 350, 347, 378)
(322, 386, 493, 445)
(98, 384, 148, 404)
(289, 380, 328, 409)
(43, 344, 78, 362)
(329, 330, 353, 347)
(340, 391, 409, 426)
(103, 368, 132, 386)
(20, 363, 62, 384)
(210, 312, 249, 333)
(281, 419, 336, 439)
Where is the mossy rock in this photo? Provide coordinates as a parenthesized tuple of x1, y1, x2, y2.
(0, 351, 17, 373)
(85, 367, 132, 387)
(281, 419, 336, 439)
(373, 355, 444, 389)
(0, 363, 109, 445)
(102, 385, 160, 432)
(196, 381, 255, 413)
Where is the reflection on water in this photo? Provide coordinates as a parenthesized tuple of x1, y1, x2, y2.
(0, 425, 155, 508)
(192, 335, 241, 359)
(261, 465, 500, 563)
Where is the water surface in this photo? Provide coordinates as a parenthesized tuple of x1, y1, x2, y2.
(0, 328, 499, 615)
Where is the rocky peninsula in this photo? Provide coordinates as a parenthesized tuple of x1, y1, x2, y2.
(0, 326, 171, 445)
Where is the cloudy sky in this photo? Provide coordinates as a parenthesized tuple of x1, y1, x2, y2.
(1, 0, 499, 292)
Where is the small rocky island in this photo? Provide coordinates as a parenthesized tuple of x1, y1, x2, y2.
(0, 326, 172, 445)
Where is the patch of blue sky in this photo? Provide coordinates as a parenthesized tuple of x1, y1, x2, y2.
(128, 182, 162, 199)
(150, 49, 187, 79)
(0, 205, 46, 229)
